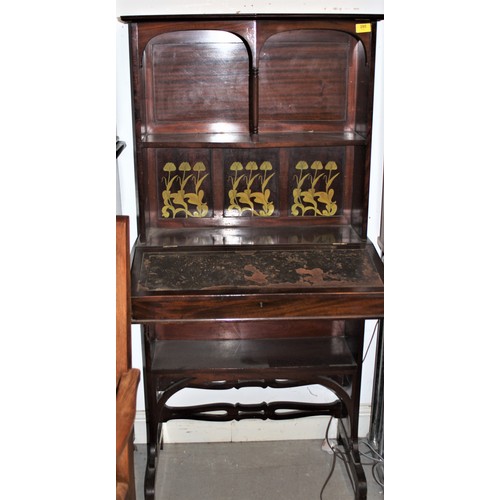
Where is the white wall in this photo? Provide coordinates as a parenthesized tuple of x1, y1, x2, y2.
(116, 0, 383, 16)
(115, 3, 384, 443)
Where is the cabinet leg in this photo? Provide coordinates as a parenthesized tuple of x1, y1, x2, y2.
(143, 419, 163, 500)
(144, 442, 157, 500)
(338, 419, 367, 500)
(143, 378, 191, 499)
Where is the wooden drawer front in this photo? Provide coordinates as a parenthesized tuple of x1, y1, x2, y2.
(132, 293, 383, 321)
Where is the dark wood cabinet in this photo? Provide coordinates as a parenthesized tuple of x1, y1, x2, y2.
(120, 13, 384, 499)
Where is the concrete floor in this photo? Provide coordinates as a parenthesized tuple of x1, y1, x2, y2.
(134, 439, 383, 500)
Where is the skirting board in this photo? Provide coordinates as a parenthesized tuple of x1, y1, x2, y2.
(133, 405, 372, 444)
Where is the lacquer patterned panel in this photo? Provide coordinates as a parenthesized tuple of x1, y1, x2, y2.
(223, 149, 279, 217)
(137, 246, 383, 291)
(288, 147, 345, 217)
(156, 149, 213, 219)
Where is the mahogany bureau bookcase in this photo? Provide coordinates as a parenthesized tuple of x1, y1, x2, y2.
(120, 13, 384, 500)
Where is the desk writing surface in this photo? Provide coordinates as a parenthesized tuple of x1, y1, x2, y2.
(135, 246, 383, 293)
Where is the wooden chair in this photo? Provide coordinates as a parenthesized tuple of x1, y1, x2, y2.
(116, 215, 140, 500)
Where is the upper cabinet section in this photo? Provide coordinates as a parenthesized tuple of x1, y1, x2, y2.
(127, 17, 378, 144)
(122, 15, 382, 240)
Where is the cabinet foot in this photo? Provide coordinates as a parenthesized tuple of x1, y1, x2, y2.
(338, 419, 367, 500)
(144, 442, 159, 500)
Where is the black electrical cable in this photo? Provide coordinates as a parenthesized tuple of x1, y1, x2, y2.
(319, 416, 337, 500)
(319, 416, 354, 499)
(319, 444, 337, 498)
(362, 320, 380, 363)
(361, 440, 383, 462)
(361, 441, 384, 488)
(372, 461, 384, 488)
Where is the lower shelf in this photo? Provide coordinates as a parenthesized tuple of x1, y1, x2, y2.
(144, 335, 365, 500)
(151, 336, 356, 374)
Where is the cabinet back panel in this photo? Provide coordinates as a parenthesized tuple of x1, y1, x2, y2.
(259, 30, 354, 132)
(145, 30, 250, 134)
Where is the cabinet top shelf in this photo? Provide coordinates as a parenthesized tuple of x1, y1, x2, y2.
(120, 13, 384, 23)
(142, 131, 368, 148)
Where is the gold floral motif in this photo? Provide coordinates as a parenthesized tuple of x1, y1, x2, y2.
(227, 161, 275, 216)
(291, 160, 340, 216)
(161, 161, 209, 218)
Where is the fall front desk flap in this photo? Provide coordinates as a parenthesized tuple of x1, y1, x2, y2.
(132, 244, 383, 293)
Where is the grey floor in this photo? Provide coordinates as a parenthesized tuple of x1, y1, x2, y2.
(134, 439, 383, 500)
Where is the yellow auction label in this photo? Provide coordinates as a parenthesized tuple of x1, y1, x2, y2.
(355, 23, 372, 33)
